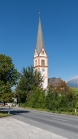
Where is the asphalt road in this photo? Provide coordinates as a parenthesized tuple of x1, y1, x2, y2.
(1, 107, 78, 139)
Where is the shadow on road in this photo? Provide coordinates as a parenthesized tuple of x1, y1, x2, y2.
(0, 107, 30, 115)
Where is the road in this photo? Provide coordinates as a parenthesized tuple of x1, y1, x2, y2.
(0, 107, 78, 139)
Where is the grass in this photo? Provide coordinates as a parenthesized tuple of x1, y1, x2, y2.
(71, 87, 78, 95)
(20, 104, 78, 116)
(0, 111, 11, 118)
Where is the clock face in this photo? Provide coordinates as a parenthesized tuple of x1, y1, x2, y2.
(42, 68, 45, 72)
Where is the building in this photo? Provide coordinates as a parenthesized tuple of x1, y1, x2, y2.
(34, 15, 48, 89)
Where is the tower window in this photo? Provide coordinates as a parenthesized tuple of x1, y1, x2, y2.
(35, 60, 37, 66)
(41, 60, 45, 66)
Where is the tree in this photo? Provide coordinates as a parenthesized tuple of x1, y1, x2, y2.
(45, 81, 74, 111)
(1, 92, 14, 103)
(0, 54, 20, 100)
(16, 66, 43, 103)
(55, 80, 72, 95)
(0, 54, 20, 86)
(0, 81, 11, 98)
(27, 88, 46, 108)
(46, 86, 59, 110)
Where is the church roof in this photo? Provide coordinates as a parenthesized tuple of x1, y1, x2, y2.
(36, 15, 45, 55)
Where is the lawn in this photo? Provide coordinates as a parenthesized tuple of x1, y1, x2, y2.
(0, 111, 11, 118)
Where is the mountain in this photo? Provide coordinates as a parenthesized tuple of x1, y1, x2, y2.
(66, 76, 78, 88)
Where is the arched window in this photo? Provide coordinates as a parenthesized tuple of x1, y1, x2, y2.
(41, 60, 45, 66)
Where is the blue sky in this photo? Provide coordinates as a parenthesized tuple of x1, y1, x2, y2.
(0, 0, 78, 81)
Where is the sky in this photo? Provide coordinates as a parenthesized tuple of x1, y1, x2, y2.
(0, 0, 78, 81)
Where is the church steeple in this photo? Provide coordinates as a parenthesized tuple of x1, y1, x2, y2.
(36, 14, 45, 55)
(34, 14, 48, 89)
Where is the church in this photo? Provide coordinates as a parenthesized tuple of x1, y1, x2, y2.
(34, 15, 48, 89)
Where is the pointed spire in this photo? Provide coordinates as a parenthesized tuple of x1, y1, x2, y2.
(36, 13, 45, 55)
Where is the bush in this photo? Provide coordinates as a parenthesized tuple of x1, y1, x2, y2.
(67, 108, 74, 112)
(58, 107, 67, 112)
(58, 95, 68, 108)
(26, 88, 46, 108)
(75, 101, 78, 109)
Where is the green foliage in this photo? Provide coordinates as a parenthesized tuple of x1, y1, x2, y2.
(0, 54, 20, 87)
(0, 54, 20, 102)
(70, 88, 78, 107)
(26, 88, 46, 108)
(0, 54, 77, 115)
(16, 90, 27, 103)
(58, 95, 68, 108)
(15, 66, 78, 114)
(16, 66, 43, 103)
(45, 91, 59, 110)
(71, 87, 78, 95)
(75, 101, 78, 109)
(1, 92, 13, 103)
(0, 81, 11, 97)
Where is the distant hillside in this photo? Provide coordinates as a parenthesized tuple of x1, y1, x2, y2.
(66, 76, 78, 88)
(48, 77, 62, 86)
(71, 87, 78, 95)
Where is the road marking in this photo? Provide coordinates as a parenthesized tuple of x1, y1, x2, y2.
(51, 117, 68, 122)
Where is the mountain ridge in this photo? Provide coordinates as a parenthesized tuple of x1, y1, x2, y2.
(66, 76, 78, 88)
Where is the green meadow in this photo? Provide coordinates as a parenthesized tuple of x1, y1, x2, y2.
(71, 87, 78, 95)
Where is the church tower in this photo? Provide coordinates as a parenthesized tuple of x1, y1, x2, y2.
(34, 14, 48, 89)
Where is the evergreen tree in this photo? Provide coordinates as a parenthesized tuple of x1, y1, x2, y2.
(16, 66, 43, 103)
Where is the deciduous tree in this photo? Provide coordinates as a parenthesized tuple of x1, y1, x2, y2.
(0, 54, 20, 101)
